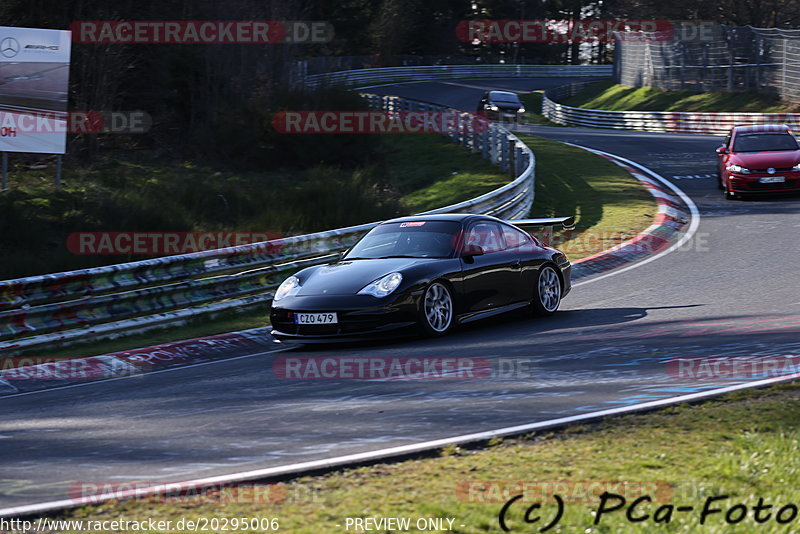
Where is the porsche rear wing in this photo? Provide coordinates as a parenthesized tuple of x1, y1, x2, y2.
(506, 217, 575, 247)
(508, 216, 575, 230)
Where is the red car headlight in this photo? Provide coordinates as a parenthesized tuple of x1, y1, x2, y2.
(726, 164, 751, 174)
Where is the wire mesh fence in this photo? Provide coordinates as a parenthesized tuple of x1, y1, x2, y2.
(614, 25, 800, 104)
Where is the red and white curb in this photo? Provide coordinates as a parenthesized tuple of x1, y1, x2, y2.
(0, 328, 276, 396)
(564, 144, 699, 283)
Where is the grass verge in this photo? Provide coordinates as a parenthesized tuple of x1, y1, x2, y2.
(563, 79, 793, 112)
(388, 135, 508, 213)
(520, 135, 657, 260)
(519, 91, 562, 126)
(55, 382, 800, 533)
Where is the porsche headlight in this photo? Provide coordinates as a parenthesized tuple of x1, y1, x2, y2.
(274, 276, 301, 301)
(726, 164, 751, 174)
(793, 163, 800, 171)
(490, 105, 499, 111)
(517, 107, 526, 113)
(358, 272, 403, 298)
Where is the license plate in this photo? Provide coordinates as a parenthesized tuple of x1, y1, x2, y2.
(294, 312, 338, 325)
(759, 176, 785, 183)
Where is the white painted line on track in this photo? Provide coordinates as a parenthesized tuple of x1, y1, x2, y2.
(562, 143, 702, 287)
(4, 370, 799, 519)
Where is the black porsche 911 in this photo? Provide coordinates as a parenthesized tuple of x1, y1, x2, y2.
(269, 214, 572, 342)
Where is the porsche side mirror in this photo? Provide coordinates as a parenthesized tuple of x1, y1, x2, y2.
(716, 146, 728, 155)
(462, 244, 485, 257)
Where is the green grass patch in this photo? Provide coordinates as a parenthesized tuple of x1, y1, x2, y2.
(0, 157, 400, 280)
(389, 135, 508, 213)
(520, 135, 657, 260)
(519, 91, 561, 126)
(563, 79, 792, 112)
(56, 382, 800, 533)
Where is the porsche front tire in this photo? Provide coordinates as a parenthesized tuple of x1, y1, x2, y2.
(419, 281, 454, 336)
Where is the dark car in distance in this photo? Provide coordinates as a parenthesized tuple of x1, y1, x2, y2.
(716, 124, 800, 199)
(270, 214, 572, 342)
(477, 91, 526, 124)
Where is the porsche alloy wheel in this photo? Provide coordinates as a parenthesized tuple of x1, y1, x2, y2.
(532, 265, 562, 316)
(421, 282, 454, 335)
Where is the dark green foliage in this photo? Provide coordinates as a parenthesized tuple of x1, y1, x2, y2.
(0, 160, 402, 278)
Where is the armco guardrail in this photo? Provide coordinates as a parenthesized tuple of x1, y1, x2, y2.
(0, 92, 535, 354)
(542, 80, 800, 135)
(305, 64, 612, 88)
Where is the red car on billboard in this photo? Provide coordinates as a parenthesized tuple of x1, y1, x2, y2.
(716, 124, 800, 199)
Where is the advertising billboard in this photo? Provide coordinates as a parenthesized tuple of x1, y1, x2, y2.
(0, 26, 71, 154)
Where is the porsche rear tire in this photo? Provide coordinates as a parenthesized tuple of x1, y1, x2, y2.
(531, 265, 562, 316)
(419, 281, 454, 336)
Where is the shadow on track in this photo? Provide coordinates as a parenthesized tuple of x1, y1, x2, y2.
(287, 304, 706, 353)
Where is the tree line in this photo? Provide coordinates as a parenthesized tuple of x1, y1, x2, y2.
(1, 0, 798, 168)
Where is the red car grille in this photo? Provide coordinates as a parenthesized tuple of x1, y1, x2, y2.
(732, 178, 800, 190)
(749, 167, 795, 173)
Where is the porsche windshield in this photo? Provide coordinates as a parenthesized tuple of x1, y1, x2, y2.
(732, 133, 799, 152)
(345, 221, 461, 259)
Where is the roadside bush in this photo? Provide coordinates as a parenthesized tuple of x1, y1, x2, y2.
(260, 86, 385, 169)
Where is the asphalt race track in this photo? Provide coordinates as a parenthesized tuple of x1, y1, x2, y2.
(2, 78, 800, 514)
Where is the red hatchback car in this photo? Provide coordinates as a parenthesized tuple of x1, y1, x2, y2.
(716, 124, 800, 199)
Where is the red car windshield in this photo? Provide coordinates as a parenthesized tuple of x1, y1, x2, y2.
(732, 133, 799, 152)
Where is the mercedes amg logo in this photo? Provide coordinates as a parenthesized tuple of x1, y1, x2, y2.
(0, 37, 20, 58)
